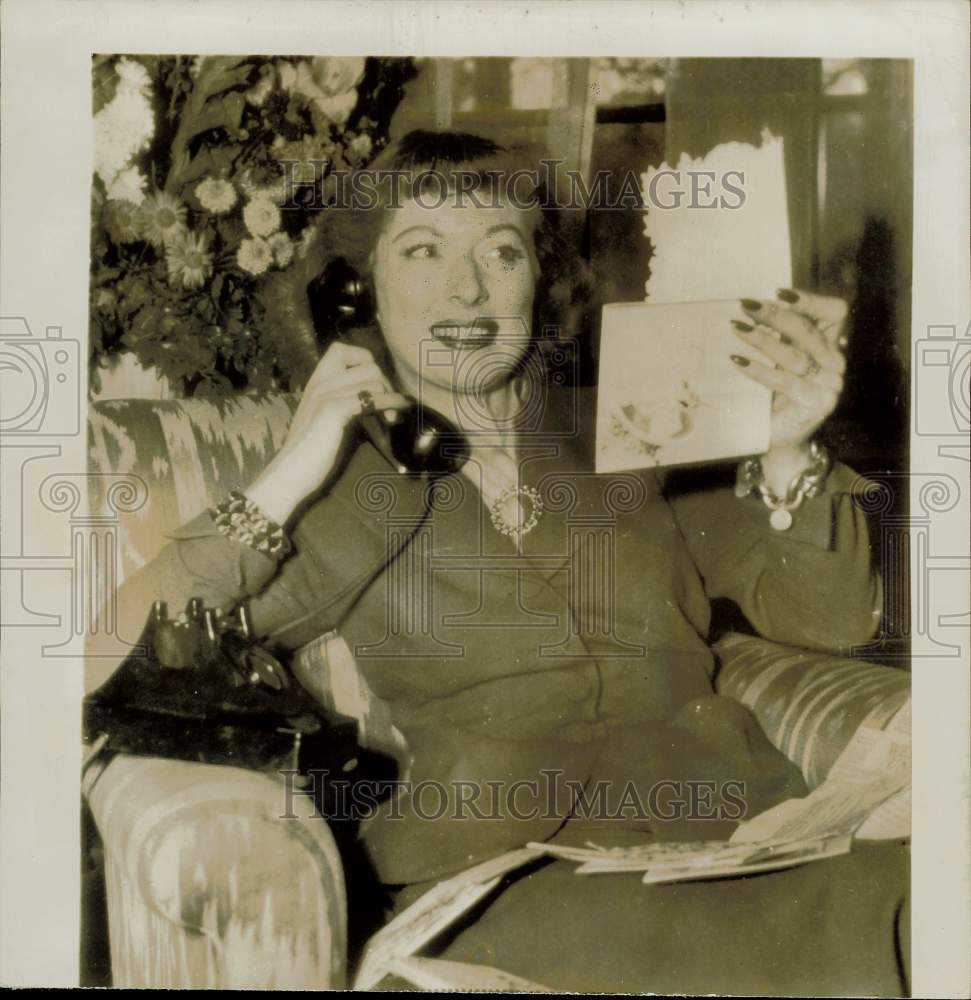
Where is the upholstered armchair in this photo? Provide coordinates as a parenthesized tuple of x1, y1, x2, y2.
(82, 394, 910, 989)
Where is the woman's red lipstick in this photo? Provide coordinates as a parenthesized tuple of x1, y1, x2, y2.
(430, 318, 500, 350)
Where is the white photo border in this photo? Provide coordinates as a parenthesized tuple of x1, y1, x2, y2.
(1, 0, 967, 992)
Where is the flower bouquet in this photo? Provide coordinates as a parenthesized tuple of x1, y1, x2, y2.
(90, 54, 415, 397)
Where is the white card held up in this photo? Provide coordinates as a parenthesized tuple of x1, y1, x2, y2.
(595, 300, 772, 473)
(642, 129, 792, 303)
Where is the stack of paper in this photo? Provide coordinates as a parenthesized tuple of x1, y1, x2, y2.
(354, 846, 545, 990)
(731, 705, 911, 845)
(855, 701, 911, 840)
(386, 956, 556, 993)
(527, 833, 852, 885)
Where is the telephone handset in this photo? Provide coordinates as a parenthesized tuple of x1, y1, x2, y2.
(307, 259, 469, 477)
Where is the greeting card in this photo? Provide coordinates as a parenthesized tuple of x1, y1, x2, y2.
(595, 300, 772, 472)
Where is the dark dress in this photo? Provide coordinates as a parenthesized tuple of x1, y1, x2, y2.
(117, 385, 908, 994)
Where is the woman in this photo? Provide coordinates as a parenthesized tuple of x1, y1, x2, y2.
(115, 131, 908, 994)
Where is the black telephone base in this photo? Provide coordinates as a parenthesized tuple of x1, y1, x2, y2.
(83, 599, 359, 779)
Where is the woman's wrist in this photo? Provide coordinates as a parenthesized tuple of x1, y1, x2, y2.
(245, 457, 314, 528)
(759, 442, 816, 498)
(736, 441, 832, 531)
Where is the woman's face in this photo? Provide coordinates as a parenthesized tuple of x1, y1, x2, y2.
(371, 189, 539, 398)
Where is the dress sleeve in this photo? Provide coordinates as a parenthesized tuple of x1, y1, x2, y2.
(665, 461, 883, 653)
(95, 451, 425, 693)
(108, 511, 284, 634)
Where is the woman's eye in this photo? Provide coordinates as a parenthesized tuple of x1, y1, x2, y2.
(484, 244, 526, 266)
(402, 243, 439, 260)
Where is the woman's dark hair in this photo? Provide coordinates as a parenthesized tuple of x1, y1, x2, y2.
(304, 130, 591, 343)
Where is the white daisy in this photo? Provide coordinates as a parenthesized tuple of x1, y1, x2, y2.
(268, 232, 294, 268)
(106, 166, 148, 205)
(307, 57, 366, 97)
(138, 189, 187, 247)
(165, 230, 213, 290)
(243, 197, 281, 238)
(195, 177, 238, 214)
(313, 88, 358, 125)
(237, 237, 273, 276)
(103, 200, 144, 243)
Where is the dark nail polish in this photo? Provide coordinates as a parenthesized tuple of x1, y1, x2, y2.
(732, 320, 754, 333)
(730, 354, 750, 367)
(776, 288, 800, 304)
(739, 298, 762, 312)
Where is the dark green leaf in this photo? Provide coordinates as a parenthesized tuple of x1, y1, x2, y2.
(194, 57, 253, 97)
(92, 57, 119, 115)
(188, 91, 246, 141)
(177, 144, 241, 188)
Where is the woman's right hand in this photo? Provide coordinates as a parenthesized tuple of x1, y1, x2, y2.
(245, 342, 411, 526)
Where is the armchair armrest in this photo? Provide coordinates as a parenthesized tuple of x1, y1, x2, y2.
(84, 754, 346, 989)
(713, 632, 910, 789)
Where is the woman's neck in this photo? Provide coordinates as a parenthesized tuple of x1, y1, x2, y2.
(395, 365, 523, 453)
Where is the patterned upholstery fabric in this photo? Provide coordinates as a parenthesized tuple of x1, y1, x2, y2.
(83, 755, 346, 988)
(713, 632, 910, 789)
(84, 391, 909, 988)
(88, 395, 299, 589)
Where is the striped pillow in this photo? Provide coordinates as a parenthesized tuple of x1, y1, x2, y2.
(713, 632, 910, 788)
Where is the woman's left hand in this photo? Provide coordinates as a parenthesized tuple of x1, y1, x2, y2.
(730, 290, 848, 492)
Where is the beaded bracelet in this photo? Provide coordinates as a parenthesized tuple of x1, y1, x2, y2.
(209, 490, 293, 559)
(734, 441, 832, 531)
